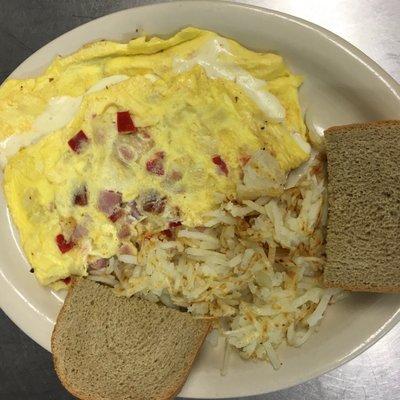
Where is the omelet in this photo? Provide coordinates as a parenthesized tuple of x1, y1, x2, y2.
(0, 28, 310, 286)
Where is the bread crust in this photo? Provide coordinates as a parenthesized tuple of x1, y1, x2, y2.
(325, 119, 400, 135)
(323, 280, 400, 293)
(52, 278, 212, 400)
(160, 322, 211, 400)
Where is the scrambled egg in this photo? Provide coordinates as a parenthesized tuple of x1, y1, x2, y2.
(0, 28, 309, 285)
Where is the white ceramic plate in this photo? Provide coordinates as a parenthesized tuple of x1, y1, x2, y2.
(1, 1, 399, 398)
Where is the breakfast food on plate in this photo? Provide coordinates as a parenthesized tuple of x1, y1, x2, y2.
(1, 27, 310, 287)
(1, 27, 341, 368)
(324, 121, 400, 292)
(52, 278, 211, 400)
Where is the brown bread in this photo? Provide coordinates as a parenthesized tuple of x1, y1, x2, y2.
(324, 120, 400, 292)
(52, 278, 211, 400)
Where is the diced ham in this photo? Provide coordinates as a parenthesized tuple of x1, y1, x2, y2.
(212, 155, 229, 176)
(109, 208, 124, 223)
(169, 221, 182, 228)
(142, 191, 166, 214)
(73, 185, 88, 206)
(127, 200, 141, 219)
(146, 151, 165, 175)
(161, 229, 173, 239)
(161, 221, 181, 239)
(55, 234, 74, 253)
(68, 130, 89, 153)
(71, 224, 88, 242)
(119, 243, 135, 255)
(117, 111, 136, 133)
(88, 258, 109, 270)
(117, 223, 131, 239)
(116, 145, 135, 164)
(146, 158, 164, 175)
(98, 190, 122, 216)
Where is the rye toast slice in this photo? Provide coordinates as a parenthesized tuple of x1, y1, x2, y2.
(324, 120, 400, 292)
(52, 278, 211, 400)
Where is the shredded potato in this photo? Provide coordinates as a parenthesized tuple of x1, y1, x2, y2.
(89, 150, 341, 367)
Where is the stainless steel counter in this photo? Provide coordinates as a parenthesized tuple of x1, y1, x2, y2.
(0, 1, 399, 399)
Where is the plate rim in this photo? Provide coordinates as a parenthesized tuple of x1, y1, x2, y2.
(7, 0, 400, 96)
(1, 1, 399, 398)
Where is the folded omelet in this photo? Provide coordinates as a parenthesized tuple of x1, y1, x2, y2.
(0, 28, 310, 286)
